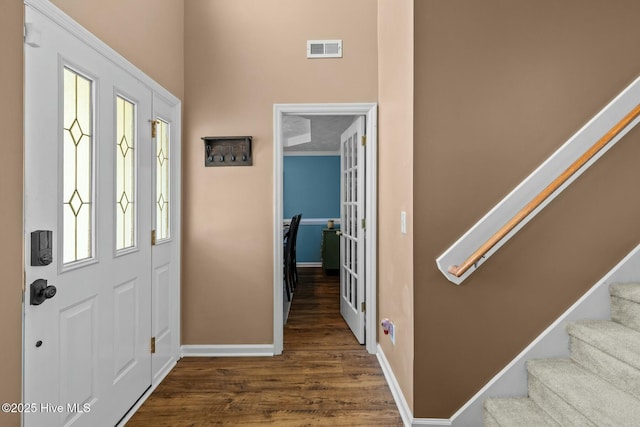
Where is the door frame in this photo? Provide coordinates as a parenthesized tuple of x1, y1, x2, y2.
(273, 103, 378, 355)
(23, 0, 182, 423)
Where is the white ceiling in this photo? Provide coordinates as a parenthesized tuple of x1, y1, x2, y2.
(283, 115, 357, 153)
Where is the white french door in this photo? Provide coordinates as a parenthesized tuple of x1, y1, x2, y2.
(23, 3, 180, 426)
(339, 117, 366, 344)
(150, 94, 180, 382)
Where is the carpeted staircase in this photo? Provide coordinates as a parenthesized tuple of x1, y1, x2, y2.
(484, 283, 640, 426)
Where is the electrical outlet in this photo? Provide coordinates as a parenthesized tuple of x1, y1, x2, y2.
(389, 322, 396, 345)
(382, 318, 396, 345)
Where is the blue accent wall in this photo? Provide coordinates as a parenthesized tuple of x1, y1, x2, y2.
(295, 224, 326, 263)
(284, 156, 340, 262)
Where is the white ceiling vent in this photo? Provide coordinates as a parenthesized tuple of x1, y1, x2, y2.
(307, 40, 343, 58)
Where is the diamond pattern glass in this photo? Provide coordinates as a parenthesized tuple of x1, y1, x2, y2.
(156, 119, 170, 240)
(63, 68, 93, 264)
(116, 96, 136, 250)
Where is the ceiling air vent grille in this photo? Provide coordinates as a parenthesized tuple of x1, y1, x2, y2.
(307, 40, 343, 58)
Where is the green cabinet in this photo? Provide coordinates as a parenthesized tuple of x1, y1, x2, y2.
(321, 228, 340, 273)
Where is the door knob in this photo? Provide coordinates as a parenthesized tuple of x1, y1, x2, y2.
(30, 279, 57, 305)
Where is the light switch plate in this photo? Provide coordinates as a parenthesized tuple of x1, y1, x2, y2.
(400, 211, 407, 235)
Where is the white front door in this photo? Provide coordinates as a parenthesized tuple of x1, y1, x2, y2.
(339, 117, 366, 344)
(24, 5, 154, 426)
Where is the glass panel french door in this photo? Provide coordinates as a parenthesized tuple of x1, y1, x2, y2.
(150, 96, 180, 381)
(339, 116, 365, 344)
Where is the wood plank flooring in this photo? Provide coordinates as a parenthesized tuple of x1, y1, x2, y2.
(126, 268, 402, 426)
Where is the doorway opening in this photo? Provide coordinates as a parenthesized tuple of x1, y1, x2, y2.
(273, 103, 378, 355)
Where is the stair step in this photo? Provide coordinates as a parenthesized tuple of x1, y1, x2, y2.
(483, 411, 500, 427)
(568, 320, 640, 399)
(610, 283, 640, 303)
(484, 397, 559, 426)
(528, 359, 640, 427)
(611, 283, 640, 333)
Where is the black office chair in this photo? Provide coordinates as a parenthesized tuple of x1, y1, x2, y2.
(289, 213, 302, 290)
(284, 214, 302, 300)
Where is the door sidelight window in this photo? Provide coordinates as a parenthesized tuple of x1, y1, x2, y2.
(62, 67, 94, 264)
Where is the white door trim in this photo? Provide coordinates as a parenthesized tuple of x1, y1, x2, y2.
(23, 0, 181, 422)
(273, 103, 378, 354)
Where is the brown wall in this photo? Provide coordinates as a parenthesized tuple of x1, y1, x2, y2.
(0, 0, 25, 425)
(377, 0, 414, 411)
(182, 0, 377, 344)
(413, 0, 640, 417)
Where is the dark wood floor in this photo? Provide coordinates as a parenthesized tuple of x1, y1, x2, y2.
(126, 268, 402, 426)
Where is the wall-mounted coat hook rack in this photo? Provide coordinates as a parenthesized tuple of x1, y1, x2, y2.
(202, 136, 252, 167)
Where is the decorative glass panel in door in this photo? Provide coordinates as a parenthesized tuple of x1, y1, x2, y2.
(156, 119, 170, 240)
(62, 67, 93, 264)
(116, 96, 136, 250)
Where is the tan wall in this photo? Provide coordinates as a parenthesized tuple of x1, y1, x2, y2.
(377, 0, 414, 412)
(0, 0, 25, 425)
(51, 0, 185, 100)
(182, 0, 377, 344)
(413, 0, 640, 417)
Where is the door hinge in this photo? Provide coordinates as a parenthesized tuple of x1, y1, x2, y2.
(150, 119, 158, 138)
(150, 337, 156, 354)
(361, 301, 366, 312)
(361, 135, 367, 146)
(151, 230, 156, 246)
(24, 23, 41, 48)
(361, 218, 366, 230)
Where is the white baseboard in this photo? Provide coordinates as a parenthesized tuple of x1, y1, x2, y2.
(376, 345, 413, 426)
(180, 344, 275, 357)
(116, 359, 177, 426)
(297, 262, 322, 268)
(376, 345, 452, 427)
